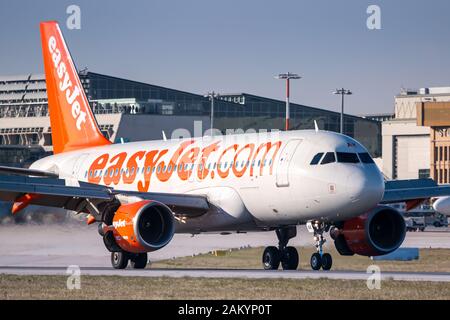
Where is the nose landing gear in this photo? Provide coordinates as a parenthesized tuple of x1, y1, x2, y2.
(262, 227, 299, 270)
(308, 221, 333, 271)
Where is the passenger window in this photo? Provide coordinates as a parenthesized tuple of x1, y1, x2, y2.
(358, 153, 375, 164)
(336, 152, 360, 163)
(310, 153, 324, 165)
(321, 152, 336, 165)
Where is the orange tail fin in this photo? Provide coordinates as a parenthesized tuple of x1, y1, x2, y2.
(40, 21, 111, 154)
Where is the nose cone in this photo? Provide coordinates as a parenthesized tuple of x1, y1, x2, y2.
(346, 167, 384, 213)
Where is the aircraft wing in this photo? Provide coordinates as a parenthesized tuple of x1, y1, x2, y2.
(0, 165, 59, 178)
(0, 174, 210, 217)
(381, 178, 450, 204)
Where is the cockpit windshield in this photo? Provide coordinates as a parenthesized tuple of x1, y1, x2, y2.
(320, 152, 336, 165)
(310, 153, 324, 165)
(336, 152, 360, 163)
(358, 152, 375, 164)
(310, 151, 374, 166)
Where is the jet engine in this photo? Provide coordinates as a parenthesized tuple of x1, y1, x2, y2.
(103, 200, 175, 253)
(332, 205, 406, 257)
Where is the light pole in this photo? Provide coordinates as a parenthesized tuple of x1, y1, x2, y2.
(205, 91, 220, 136)
(275, 72, 301, 131)
(333, 88, 352, 134)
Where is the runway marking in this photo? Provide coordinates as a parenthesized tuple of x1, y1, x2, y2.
(1, 266, 449, 282)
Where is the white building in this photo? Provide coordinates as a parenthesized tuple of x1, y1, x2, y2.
(382, 87, 450, 180)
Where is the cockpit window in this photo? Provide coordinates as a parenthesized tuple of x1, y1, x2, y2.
(310, 153, 324, 165)
(320, 152, 336, 165)
(336, 152, 360, 163)
(358, 152, 375, 164)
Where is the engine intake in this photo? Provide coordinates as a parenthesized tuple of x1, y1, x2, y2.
(333, 205, 406, 257)
(110, 200, 175, 253)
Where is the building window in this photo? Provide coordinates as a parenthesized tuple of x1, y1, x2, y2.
(418, 169, 430, 179)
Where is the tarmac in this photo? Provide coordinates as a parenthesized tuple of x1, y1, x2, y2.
(0, 224, 449, 281)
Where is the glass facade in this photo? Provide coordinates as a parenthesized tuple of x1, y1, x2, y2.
(79, 73, 381, 157)
(215, 94, 381, 157)
(0, 146, 48, 167)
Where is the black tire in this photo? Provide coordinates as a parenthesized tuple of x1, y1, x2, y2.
(111, 251, 129, 269)
(281, 246, 299, 270)
(310, 252, 322, 271)
(321, 253, 332, 271)
(262, 246, 281, 270)
(130, 253, 148, 269)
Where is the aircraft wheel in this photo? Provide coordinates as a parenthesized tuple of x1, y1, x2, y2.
(321, 253, 333, 271)
(130, 253, 148, 269)
(281, 246, 299, 270)
(111, 251, 129, 269)
(262, 246, 281, 270)
(310, 252, 322, 271)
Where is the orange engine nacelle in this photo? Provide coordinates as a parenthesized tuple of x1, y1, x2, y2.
(332, 206, 406, 257)
(110, 200, 175, 253)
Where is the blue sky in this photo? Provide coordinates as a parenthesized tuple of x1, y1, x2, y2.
(1, 0, 449, 115)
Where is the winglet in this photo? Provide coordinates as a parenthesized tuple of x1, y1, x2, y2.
(162, 130, 167, 141)
(40, 21, 111, 154)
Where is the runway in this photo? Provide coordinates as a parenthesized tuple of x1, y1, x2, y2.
(1, 224, 449, 268)
(0, 224, 449, 282)
(1, 266, 449, 282)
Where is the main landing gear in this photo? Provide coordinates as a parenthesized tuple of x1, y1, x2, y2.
(111, 251, 148, 269)
(262, 227, 299, 270)
(308, 221, 332, 271)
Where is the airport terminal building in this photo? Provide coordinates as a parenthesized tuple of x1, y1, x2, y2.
(0, 71, 381, 166)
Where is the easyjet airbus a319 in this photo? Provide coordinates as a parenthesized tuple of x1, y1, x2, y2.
(1, 21, 450, 270)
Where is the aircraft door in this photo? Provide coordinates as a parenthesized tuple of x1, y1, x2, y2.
(72, 153, 90, 179)
(276, 139, 302, 187)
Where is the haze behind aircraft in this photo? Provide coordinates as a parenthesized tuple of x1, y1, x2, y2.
(1, 21, 450, 271)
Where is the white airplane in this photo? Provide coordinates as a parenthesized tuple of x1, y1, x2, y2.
(433, 197, 450, 216)
(1, 21, 450, 270)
